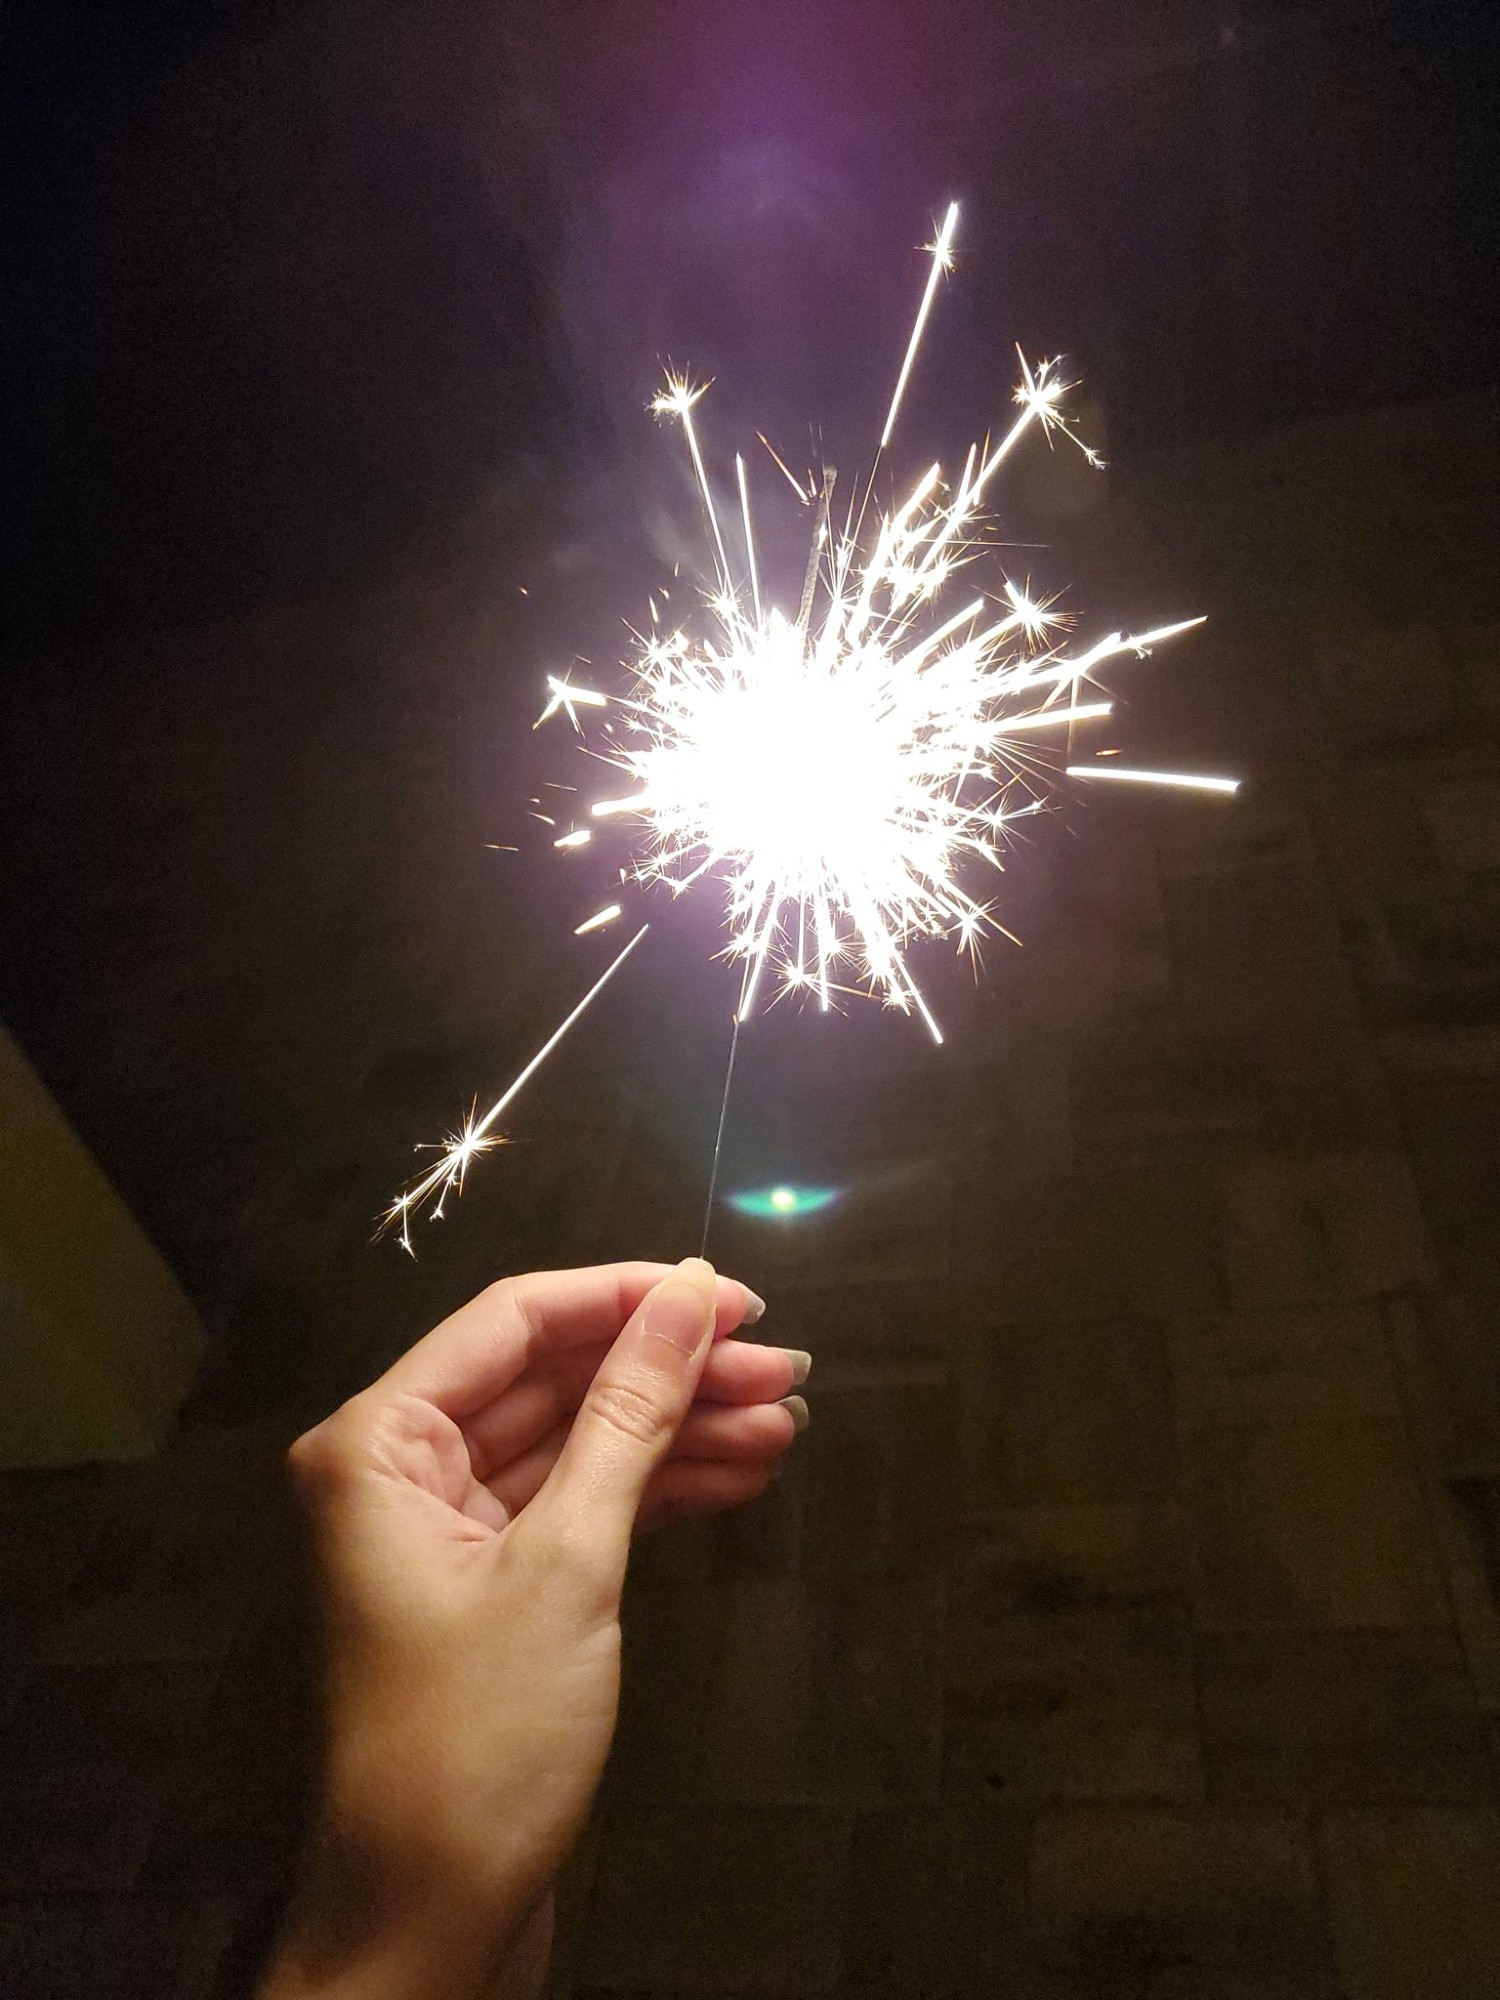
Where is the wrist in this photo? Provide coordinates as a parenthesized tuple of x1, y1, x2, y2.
(261, 1807, 532, 2000)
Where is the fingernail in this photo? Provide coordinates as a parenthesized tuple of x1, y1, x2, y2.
(741, 1287, 768, 1325)
(779, 1393, 810, 1434)
(644, 1266, 716, 1355)
(781, 1348, 812, 1386)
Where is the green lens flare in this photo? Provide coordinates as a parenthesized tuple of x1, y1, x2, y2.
(727, 1184, 841, 1219)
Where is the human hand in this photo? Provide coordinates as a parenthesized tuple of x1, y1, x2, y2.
(261, 1259, 805, 2000)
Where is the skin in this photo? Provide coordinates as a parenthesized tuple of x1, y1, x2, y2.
(260, 1259, 804, 2000)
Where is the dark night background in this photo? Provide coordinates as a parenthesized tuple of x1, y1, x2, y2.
(4, 0, 1498, 652)
(3, 3, 1500, 1996)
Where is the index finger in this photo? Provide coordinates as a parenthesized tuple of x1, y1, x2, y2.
(380, 1261, 765, 1419)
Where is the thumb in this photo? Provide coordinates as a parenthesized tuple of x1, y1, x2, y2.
(534, 1256, 719, 1569)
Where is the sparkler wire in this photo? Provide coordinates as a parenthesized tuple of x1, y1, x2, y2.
(698, 1003, 744, 1258)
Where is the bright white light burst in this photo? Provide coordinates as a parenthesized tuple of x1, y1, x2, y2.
(587, 320, 1225, 1039)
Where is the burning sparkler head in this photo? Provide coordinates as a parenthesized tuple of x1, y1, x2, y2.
(596, 587, 1020, 1017)
(585, 342, 1202, 1030)
(623, 606, 973, 901)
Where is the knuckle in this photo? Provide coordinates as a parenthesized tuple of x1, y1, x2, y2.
(285, 1426, 329, 1488)
(480, 1273, 540, 1342)
(588, 1376, 673, 1451)
(285, 1406, 358, 1499)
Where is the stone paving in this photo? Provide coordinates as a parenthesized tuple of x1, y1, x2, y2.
(2, 390, 1500, 1994)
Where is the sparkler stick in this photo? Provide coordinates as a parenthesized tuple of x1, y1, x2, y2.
(698, 972, 750, 1256)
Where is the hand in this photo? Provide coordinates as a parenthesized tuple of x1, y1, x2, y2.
(262, 1259, 806, 2000)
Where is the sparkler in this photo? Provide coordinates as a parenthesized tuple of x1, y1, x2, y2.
(382, 203, 1238, 1245)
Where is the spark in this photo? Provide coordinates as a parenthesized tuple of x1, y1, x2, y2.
(1066, 765, 1241, 794)
(654, 374, 731, 586)
(757, 432, 813, 503)
(736, 454, 762, 628)
(999, 702, 1114, 734)
(880, 201, 959, 449)
(384, 201, 1236, 1242)
(535, 673, 608, 731)
(380, 925, 649, 1250)
(1003, 578, 1067, 646)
